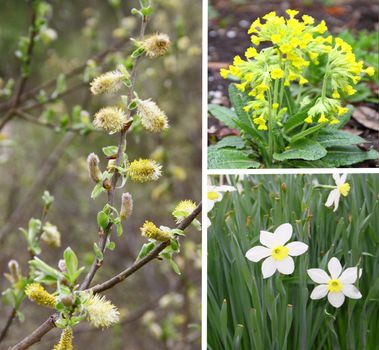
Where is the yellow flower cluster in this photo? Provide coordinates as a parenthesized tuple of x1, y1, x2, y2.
(220, 9, 375, 129)
(53, 327, 73, 350)
(141, 220, 171, 242)
(25, 283, 56, 308)
(127, 158, 162, 183)
(84, 293, 120, 329)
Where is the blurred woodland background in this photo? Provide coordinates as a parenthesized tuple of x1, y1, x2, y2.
(0, 0, 201, 349)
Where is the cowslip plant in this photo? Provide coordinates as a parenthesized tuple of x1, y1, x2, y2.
(3, 1, 201, 349)
(208, 10, 378, 168)
(207, 174, 378, 349)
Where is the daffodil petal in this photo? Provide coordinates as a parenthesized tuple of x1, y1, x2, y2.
(276, 256, 294, 275)
(332, 173, 341, 186)
(260, 230, 277, 248)
(339, 267, 362, 284)
(215, 185, 236, 192)
(310, 285, 328, 300)
(286, 241, 308, 256)
(206, 216, 211, 228)
(328, 257, 342, 279)
(333, 191, 340, 212)
(207, 199, 215, 212)
(342, 284, 362, 299)
(245, 246, 271, 262)
(274, 223, 293, 245)
(340, 173, 347, 184)
(307, 268, 330, 283)
(262, 256, 277, 279)
(325, 189, 338, 208)
(328, 292, 345, 308)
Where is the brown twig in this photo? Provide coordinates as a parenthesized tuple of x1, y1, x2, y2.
(0, 308, 17, 343)
(9, 203, 201, 350)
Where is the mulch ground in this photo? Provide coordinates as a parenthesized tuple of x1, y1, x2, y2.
(208, 0, 379, 167)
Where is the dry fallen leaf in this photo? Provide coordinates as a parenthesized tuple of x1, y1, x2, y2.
(352, 106, 379, 131)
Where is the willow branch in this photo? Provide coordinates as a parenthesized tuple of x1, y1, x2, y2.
(79, 16, 148, 291)
(0, 308, 17, 343)
(10, 203, 201, 350)
(91, 202, 202, 294)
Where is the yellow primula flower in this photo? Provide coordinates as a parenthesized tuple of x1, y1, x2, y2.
(318, 113, 328, 123)
(315, 20, 327, 34)
(270, 68, 285, 79)
(251, 35, 261, 45)
(304, 116, 313, 124)
(337, 106, 349, 116)
(220, 68, 230, 79)
(365, 66, 375, 76)
(302, 14, 314, 25)
(233, 55, 244, 66)
(343, 85, 356, 96)
(286, 9, 299, 18)
(245, 47, 257, 59)
(332, 90, 340, 98)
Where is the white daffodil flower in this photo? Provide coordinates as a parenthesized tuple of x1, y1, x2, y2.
(207, 185, 236, 213)
(245, 223, 308, 279)
(325, 174, 350, 212)
(307, 257, 362, 308)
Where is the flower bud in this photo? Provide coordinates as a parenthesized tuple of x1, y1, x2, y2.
(136, 99, 169, 133)
(172, 200, 196, 224)
(58, 259, 67, 272)
(93, 107, 127, 134)
(107, 159, 117, 172)
(25, 283, 56, 308)
(140, 221, 171, 242)
(61, 295, 74, 307)
(120, 192, 133, 220)
(41, 222, 61, 248)
(8, 260, 21, 284)
(103, 178, 112, 190)
(87, 153, 102, 183)
(127, 159, 162, 183)
(142, 33, 171, 58)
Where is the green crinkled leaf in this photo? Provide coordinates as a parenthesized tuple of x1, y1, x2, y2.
(228, 84, 251, 126)
(213, 136, 246, 150)
(208, 104, 238, 129)
(273, 139, 327, 161)
(208, 146, 260, 169)
(315, 129, 366, 148)
(320, 147, 379, 167)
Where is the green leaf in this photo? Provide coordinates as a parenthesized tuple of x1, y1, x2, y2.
(321, 147, 379, 167)
(51, 74, 66, 99)
(91, 183, 105, 199)
(168, 258, 181, 275)
(314, 129, 366, 148)
(228, 84, 251, 126)
(284, 99, 316, 131)
(137, 242, 156, 260)
(289, 124, 324, 143)
(107, 241, 116, 251)
(93, 243, 104, 261)
(102, 145, 118, 157)
(208, 104, 238, 129)
(208, 146, 260, 169)
(116, 221, 123, 236)
(42, 191, 54, 209)
(97, 211, 109, 230)
(63, 247, 78, 281)
(213, 136, 246, 150)
(273, 139, 327, 161)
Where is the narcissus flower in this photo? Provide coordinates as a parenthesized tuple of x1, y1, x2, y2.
(90, 70, 125, 95)
(142, 33, 171, 58)
(53, 327, 73, 350)
(25, 283, 56, 308)
(127, 159, 162, 183)
(325, 174, 350, 212)
(307, 257, 362, 308)
(84, 293, 120, 328)
(245, 223, 308, 278)
(207, 185, 236, 212)
(141, 220, 171, 242)
(93, 107, 127, 134)
(137, 99, 169, 133)
(172, 200, 197, 224)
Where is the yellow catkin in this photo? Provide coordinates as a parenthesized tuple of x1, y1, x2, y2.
(53, 327, 73, 350)
(142, 33, 171, 58)
(127, 159, 162, 183)
(140, 221, 171, 242)
(25, 283, 56, 308)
